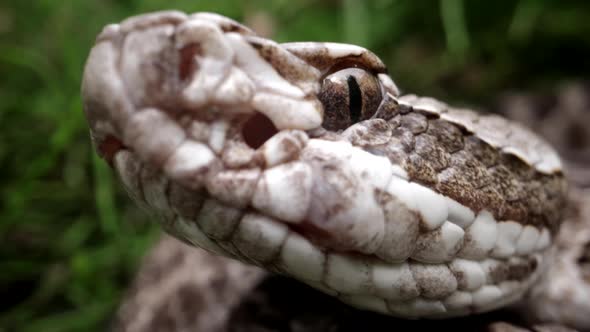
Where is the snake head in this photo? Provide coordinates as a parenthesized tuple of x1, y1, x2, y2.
(82, 10, 567, 319)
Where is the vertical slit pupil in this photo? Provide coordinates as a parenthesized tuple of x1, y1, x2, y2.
(347, 75, 362, 124)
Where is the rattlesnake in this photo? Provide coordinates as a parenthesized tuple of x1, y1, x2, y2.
(80, 11, 589, 330)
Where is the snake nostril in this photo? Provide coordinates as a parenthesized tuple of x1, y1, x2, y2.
(178, 43, 201, 81)
(242, 112, 278, 149)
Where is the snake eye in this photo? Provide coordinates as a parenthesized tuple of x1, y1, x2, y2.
(318, 68, 383, 131)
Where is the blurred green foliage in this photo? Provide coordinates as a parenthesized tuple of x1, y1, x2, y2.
(0, 0, 588, 331)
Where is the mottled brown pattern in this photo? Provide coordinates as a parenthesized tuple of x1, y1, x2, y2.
(349, 106, 569, 232)
(487, 256, 540, 284)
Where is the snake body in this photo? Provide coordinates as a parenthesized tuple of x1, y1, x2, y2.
(82, 11, 567, 318)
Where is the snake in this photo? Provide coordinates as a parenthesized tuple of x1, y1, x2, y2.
(81, 11, 569, 319)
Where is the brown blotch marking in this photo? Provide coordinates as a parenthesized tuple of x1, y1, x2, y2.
(178, 43, 201, 81)
(508, 257, 538, 281)
(487, 262, 510, 284)
(296, 151, 367, 251)
(295, 47, 334, 73)
(448, 263, 472, 291)
(409, 264, 457, 299)
(274, 137, 302, 164)
(375, 189, 420, 260)
(451, 268, 466, 288)
(488, 256, 539, 284)
(413, 227, 444, 257)
(129, 32, 184, 111)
